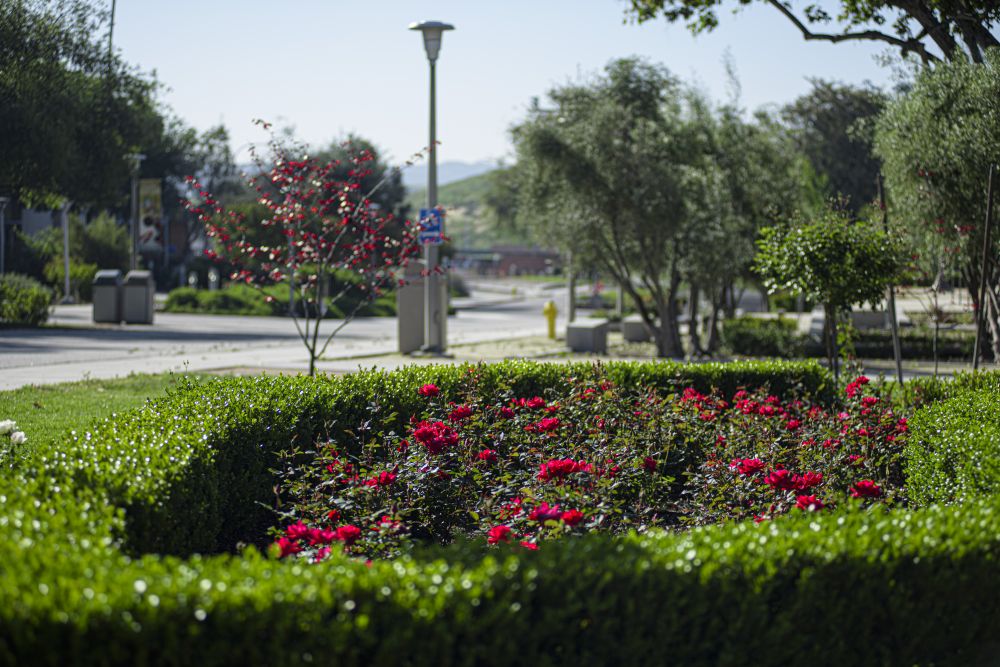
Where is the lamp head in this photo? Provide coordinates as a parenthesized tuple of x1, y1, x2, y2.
(409, 20, 454, 63)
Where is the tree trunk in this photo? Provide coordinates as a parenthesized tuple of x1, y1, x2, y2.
(706, 285, 723, 354)
(688, 283, 703, 356)
(826, 305, 840, 383)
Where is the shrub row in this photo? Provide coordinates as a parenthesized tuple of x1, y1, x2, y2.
(906, 384, 1000, 507)
(36, 360, 833, 555)
(164, 282, 396, 318)
(722, 315, 974, 361)
(1, 481, 998, 666)
(0, 273, 51, 327)
(3, 360, 998, 664)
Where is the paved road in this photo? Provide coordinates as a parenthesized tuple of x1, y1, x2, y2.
(0, 286, 566, 390)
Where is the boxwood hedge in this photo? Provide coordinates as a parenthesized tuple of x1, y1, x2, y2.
(906, 382, 1000, 507)
(1, 360, 998, 666)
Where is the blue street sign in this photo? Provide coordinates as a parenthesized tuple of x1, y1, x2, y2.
(418, 208, 443, 245)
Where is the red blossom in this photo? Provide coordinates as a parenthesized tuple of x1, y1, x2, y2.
(477, 449, 498, 463)
(561, 509, 584, 526)
(537, 458, 592, 482)
(448, 404, 474, 422)
(412, 420, 459, 454)
(795, 495, 825, 511)
(528, 502, 563, 522)
(730, 458, 765, 475)
(850, 480, 882, 498)
(276, 537, 302, 558)
(336, 525, 362, 545)
(487, 525, 514, 545)
(499, 407, 516, 419)
(642, 456, 657, 473)
(764, 469, 798, 491)
(795, 471, 823, 491)
(285, 522, 310, 541)
(417, 383, 440, 397)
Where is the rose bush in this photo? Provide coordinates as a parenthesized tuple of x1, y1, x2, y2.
(272, 372, 905, 561)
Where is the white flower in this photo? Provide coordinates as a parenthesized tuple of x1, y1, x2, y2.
(0, 420, 15, 435)
(9, 431, 26, 446)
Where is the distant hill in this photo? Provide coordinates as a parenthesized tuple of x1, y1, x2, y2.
(405, 170, 529, 250)
(405, 170, 495, 211)
(401, 160, 497, 190)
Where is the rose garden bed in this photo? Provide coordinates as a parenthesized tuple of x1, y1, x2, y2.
(1, 360, 999, 665)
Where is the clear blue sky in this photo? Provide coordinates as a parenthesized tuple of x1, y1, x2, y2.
(112, 0, 897, 165)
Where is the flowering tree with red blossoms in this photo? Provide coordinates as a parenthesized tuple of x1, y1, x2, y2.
(184, 122, 425, 375)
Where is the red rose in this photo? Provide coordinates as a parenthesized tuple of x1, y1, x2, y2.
(276, 537, 302, 558)
(336, 524, 362, 545)
(417, 383, 440, 397)
(527, 396, 546, 409)
(528, 502, 562, 522)
(730, 458, 765, 476)
(285, 522, 310, 541)
(796, 471, 823, 491)
(795, 495, 825, 511)
(477, 449, 498, 463)
(850, 480, 882, 498)
(487, 525, 513, 545)
(642, 456, 657, 473)
(448, 404, 474, 422)
(561, 509, 584, 526)
(520, 541, 539, 550)
(499, 407, 515, 419)
(764, 469, 797, 491)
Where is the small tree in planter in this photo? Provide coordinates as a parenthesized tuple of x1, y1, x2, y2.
(754, 206, 904, 381)
(185, 123, 424, 375)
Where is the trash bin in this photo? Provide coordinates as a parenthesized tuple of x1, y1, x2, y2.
(122, 270, 155, 324)
(92, 269, 123, 323)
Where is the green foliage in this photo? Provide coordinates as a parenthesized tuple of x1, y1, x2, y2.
(163, 281, 397, 318)
(0, 273, 51, 326)
(755, 207, 904, 313)
(782, 80, 887, 214)
(0, 373, 206, 459)
(0, 1, 163, 206)
(626, 0, 999, 64)
(907, 386, 1000, 506)
(3, 361, 1000, 663)
(43, 257, 97, 302)
(1, 479, 1000, 664)
(721, 316, 804, 358)
(876, 50, 1000, 357)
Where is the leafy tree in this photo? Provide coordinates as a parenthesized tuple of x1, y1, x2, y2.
(875, 49, 1000, 360)
(512, 58, 697, 356)
(626, 0, 1000, 64)
(783, 80, 888, 214)
(0, 0, 163, 207)
(755, 207, 904, 380)
(186, 125, 423, 375)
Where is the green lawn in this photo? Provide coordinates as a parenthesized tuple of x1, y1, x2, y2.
(0, 373, 207, 456)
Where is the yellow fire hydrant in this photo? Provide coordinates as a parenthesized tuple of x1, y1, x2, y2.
(543, 300, 558, 340)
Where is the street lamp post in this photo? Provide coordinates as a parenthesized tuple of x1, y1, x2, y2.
(126, 153, 146, 271)
(0, 197, 9, 276)
(409, 20, 454, 355)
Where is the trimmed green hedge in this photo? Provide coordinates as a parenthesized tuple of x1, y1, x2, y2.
(3, 360, 1000, 665)
(36, 360, 833, 555)
(2, 485, 998, 666)
(906, 385, 1000, 507)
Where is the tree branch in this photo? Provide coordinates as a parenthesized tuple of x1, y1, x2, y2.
(766, 0, 940, 63)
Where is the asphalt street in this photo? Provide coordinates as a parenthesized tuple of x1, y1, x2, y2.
(0, 284, 564, 390)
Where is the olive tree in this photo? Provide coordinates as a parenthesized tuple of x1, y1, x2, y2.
(875, 49, 1000, 361)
